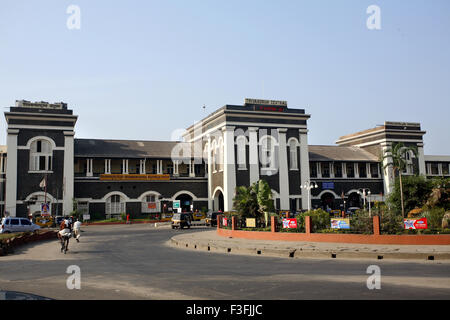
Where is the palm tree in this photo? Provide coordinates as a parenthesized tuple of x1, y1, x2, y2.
(255, 180, 274, 226)
(381, 142, 418, 217)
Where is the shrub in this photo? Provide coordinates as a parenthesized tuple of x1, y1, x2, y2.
(298, 209, 330, 232)
(422, 207, 446, 229)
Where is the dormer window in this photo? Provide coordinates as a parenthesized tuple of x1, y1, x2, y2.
(30, 139, 53, 171)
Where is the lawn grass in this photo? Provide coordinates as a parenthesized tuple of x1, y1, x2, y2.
(0, 232, 23, 241)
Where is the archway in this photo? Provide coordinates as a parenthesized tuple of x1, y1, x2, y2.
(321, 192, 335, 211)
(347, 192, 361, 208)
(175, 193, 193, 212)
(213, 188, 224, 212)
(25, 192, 55, 217)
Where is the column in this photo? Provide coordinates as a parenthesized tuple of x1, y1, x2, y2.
(278, 128, 290, 210)
(207, 136, 213, 210)
(417, 143, 426, 175)
(342, 162, 347, 178)
(330, 162, 335, 178)
(189, 159, 195, 177)
(63, 131, 75, 216)
(122, 159, 129, 174)
(381, 142, 394, 195)
(299, 129, 310, 211)
(317, 162, 321, 178)
(87, 159, 93, 177)
(173, 160, 179, 176)
(222, 126, 236, 211)
(5, 129, 19, 217)
(367, 163, 372, 178)
(248, 127, 259, 184)
(354, 163, 359, 178)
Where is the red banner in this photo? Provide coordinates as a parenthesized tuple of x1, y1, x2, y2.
(282, 218, 298, 229)
(223, 218, 228, 227)
(404, 218, 427, 230)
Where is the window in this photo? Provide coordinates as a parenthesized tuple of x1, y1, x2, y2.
(30, 139, 53, 171)
(431, 163, 439, 175)
(21, 219, 31, 226)
(370, 163, 379, 178)
(359, 163, 367, 178)
(346, 163, 355, 178)
(218, 139, 224, 171)
(146, 195, 156, 202)
(10, 219, 19, 225)
(321, 163, 330, 178)
(443, 163, 449, 175)
(260, 136, 275, 169)
(236, 137, 247, 170)
(212, 141, 217, 172)
(310, 162, 317, 178)
(166, 163, 174, 174)
(106, 195, 125, 217)
(334, 163, 343, 178)
(289, 139, 298, 170)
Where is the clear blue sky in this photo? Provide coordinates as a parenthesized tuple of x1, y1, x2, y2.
(1, 0, 449, 155)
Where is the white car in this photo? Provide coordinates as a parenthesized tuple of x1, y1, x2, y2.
(0, 217, 41, 234)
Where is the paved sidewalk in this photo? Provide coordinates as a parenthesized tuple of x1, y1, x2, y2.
(169, 230, 450, 262)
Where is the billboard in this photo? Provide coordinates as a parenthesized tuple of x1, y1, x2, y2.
(331, 218, 350, 229)
(404, 218, 427, 230)
(282, 218, 298, 229)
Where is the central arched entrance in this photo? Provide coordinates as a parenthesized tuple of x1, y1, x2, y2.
(213, 188, 224, 212)
(176, 193, 193, 212)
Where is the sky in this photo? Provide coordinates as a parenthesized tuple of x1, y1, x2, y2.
(0, 0, 449, 155)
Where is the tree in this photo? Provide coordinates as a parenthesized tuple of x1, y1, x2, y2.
(232, 180, 274, 224)
(387, 175, 433, 215)
(382, 142, 418, 217)
(233, 185, 258, 219)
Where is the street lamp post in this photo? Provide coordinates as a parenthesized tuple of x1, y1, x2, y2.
(300, 181, 318, 212)
(358, 188, 371, 216)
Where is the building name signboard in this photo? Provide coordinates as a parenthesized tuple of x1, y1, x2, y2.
(100, 174, 170, 181)
(244, 98, 287, 107)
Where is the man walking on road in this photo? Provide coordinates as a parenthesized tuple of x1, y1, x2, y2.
(73, 218, 82, 242)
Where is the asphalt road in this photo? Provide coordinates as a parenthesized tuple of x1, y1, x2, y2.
(0, 224, 449, 300)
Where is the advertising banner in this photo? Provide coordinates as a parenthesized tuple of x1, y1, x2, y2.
(147, 202, 156, 209)
(282, 218, 298, 229)
(331, 218, 350, 229)
(173, 200, 180, 209)
(404, 218, 427, 230)
(246, 218, 256, 228)
(223, 217, 228, 227)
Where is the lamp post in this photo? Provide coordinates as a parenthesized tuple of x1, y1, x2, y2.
(358, 188, 371, 216)
(300, 181, 318, 212)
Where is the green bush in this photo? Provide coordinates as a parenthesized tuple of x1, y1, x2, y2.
(422, 207, 446, 229)
(298, 209, 330, 232)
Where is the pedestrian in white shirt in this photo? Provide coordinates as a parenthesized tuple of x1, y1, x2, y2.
(73, 218, 82, 242)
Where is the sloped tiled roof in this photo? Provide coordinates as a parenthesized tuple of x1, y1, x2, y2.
(74, 139, 199, 159)
(308, 145, 379, 162)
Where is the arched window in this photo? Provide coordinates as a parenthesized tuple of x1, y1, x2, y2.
(288, 138, 299, 170)
(30, 139, 53, 171)
(106, 194, 125, 218)
(236, 136, 247, 170)
(211, 140, 217, 172)
(218, 138, 224, 172)
(260, 136, 276, 169)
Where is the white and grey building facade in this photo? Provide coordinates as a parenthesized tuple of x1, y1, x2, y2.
(1, 99, 449, 218)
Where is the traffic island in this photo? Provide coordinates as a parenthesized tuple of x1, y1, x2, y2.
(0, 230, 58, 256)
(168, 231, 450, 262)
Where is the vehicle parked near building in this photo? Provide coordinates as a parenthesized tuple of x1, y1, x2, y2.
(171, 213, 193, 229)
(205, 211, 221, 227)
(0, 217, 41, 234)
